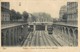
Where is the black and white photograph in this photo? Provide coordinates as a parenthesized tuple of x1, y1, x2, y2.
(1, 0, 78, 47)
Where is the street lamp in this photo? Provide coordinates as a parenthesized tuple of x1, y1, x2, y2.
(19, 2, 21, 6)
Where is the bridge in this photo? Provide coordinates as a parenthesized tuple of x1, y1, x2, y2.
(1, 22, 78, 46)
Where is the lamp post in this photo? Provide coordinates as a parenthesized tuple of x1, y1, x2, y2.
(19, 2, 21, 6)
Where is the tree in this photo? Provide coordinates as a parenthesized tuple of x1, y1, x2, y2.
(16, 12, 22, 20)
(62, 13, 67, 22)
(30, 14, 36, 22)
(10, 9, 17, 21)
(10, 9, 22, 21)
(22, 11, 29, 21)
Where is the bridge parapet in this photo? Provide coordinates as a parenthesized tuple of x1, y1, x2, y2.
(53, 22, 78, 46)
(1, 22, 29, 46)
(53, 22, 78, 28)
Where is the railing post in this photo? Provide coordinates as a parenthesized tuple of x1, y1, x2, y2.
(73, 28, 78, 46)
(67, 28, 72, 46)
(45, 24, 47, 31)
(34, 25, 36, 31)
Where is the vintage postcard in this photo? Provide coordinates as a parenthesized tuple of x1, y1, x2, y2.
(0, 0, 80, 52)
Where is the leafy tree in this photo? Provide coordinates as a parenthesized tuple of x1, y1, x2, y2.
(62, 13, 67, 22)
(10, 9, 22, 21)
(16, 12, 22, 20)
(10, 9, 17, 21)
(22, 11, 29, 21)
(30, 14, 36, 22)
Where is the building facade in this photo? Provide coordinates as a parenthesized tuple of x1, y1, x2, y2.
(1, 2, 10, 21)
(32, 13, 53, 22)
(57, 2, 78, 46)
(59, 5, 67, 21)
(67, 2, 78, 25)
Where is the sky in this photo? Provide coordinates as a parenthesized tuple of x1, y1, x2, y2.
(1, 0, 67, 18)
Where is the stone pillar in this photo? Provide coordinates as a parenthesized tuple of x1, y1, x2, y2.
(15, 27, 17, 46)
(68, 28, 74, 46)
(17, 27, 20, 46)
(63, 27, 66, 34)
(73, 29, 78, 46)
(6, 29, 9, 46)
(13, 28, 15, 46)
(1, 30, 6, 46)
(61, 27, 65, 38)
(65, 27, 70, 39)
(34, 25, 36, 31)
(8, 29, 11, 46)
(4, 30, 7, 46)
(67, 28, 71, 45)
(16, 27, 18, 45)
(45, 25, 47, 31)
(13, 27, 16, 45)
(71, 29, 74, 46)
(61, 27, 64, 34)
(63, 27, 66, 36)
(65, 27, 70, 40)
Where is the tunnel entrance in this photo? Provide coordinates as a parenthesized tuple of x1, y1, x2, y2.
(28, 25, 34, 32)
(36, 25, 45, 31)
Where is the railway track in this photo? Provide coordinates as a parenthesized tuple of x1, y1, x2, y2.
(23, 31, 63, 46)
